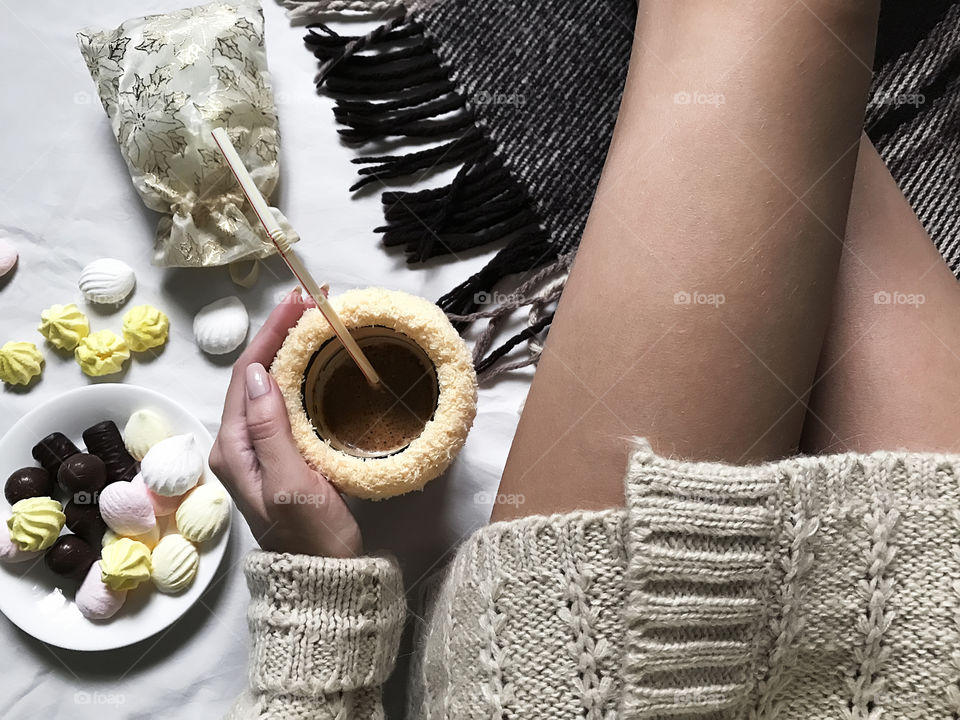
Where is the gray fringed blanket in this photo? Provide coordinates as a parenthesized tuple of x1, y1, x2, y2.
(284, 0, 960, 382)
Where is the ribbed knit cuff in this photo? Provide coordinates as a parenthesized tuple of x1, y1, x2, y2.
(244, 550, 406, 696)
(621, 438, 960, 718)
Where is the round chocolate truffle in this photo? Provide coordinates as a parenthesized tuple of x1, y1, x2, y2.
(64, 501, 107, 545)
(44, 534, 98, 581)
(57, 453, 107, 496)
(5, 466, 54, 505)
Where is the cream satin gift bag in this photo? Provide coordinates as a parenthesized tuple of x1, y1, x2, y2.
(77, 0, 297, 277)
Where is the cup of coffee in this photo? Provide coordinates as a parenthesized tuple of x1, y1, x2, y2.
(302, 326, 440, 458)
(272, 288, 477, 499)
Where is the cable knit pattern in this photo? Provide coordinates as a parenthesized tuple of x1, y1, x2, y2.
(947, 506, 960, 713)
(227, 438, 960, 719)
(416, 511, 627, 718)
(622, 439, 960, 718)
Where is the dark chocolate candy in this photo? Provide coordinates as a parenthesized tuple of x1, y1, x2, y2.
(57, 453, 107, 495)
(31, 432, 80, 477)
(4, 466, 54, 505)
(44, 534, 98, 581)
(64, 500, 107, 545)
(82, 421, 139, 484)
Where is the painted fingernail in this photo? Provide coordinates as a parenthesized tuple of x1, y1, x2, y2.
(246, 362, 269, 399)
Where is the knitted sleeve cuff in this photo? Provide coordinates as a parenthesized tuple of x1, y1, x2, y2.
(243, 550, 406, 696)
(621, 438, 960, 717)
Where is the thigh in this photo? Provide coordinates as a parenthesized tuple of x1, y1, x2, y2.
(490, 1, 881, 522)
(802, 134, 960, 455)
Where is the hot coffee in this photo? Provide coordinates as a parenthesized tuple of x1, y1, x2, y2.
(302, 328, 439, 457)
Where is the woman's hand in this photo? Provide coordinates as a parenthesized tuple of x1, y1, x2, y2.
(209, 288, 362, 558)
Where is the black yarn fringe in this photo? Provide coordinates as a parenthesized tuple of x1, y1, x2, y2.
(305, 14, 556, 327)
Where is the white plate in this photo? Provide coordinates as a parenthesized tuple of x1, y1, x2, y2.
(0, 384, 231, 651)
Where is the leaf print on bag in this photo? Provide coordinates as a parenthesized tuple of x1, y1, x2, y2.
(196, 59, 278, 163)
(232, 16, 261, 45)
(135, 2, 236, 68)
(199, 63, 275, 125)
(116, 72, 188, 176)
(215, 35, 243, 62)
(77, 31, 129, 115)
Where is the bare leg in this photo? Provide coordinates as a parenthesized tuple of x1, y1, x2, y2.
(492, 0, 880, 522)
(801, 134, 960, 454)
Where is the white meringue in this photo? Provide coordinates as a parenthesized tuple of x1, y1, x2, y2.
(176, 483, 230, 543)
(193, 296, 249, 355)
(99, 479, 156, 536)
(150, 534, 199, 593)
(141, 434, 204, 497)
(123, 409, 170, 461)
(76, 561, 127, 620)
(0, 237, 18, 278)
(78, 258, 136, 304)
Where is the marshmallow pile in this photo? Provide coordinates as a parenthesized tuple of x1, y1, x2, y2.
(2, 409, 230, 622)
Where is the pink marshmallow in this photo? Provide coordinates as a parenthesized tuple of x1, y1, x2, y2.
(0, 523, 43, 563)
(76, 561, 127, 620)
(99, 478, 156, 536)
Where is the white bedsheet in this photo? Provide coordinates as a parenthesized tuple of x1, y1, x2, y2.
(0, 2, 533, 717)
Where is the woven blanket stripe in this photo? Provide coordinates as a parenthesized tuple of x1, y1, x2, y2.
(867, 2, 960, 274)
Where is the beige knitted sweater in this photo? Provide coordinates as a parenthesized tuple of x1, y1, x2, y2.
(225, 438, 960, 718)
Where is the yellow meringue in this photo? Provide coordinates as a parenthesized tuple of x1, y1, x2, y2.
(7, 496, 65, 551)
(150, 534, 199, 593)
(75, 330, 129, 377)
(175, 483, 230, 543)
(0, 341, 44, 386)
(100, 537, 152, 591)
(38, 303, 90, 351)
(122, 305, 169, 352)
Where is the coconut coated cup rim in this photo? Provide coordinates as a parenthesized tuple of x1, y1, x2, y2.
(271, 287, 478, 500)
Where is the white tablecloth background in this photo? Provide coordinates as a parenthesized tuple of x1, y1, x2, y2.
(0, 2, 534, 717)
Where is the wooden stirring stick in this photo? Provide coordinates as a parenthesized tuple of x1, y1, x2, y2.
(211, 127, 382, 387)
